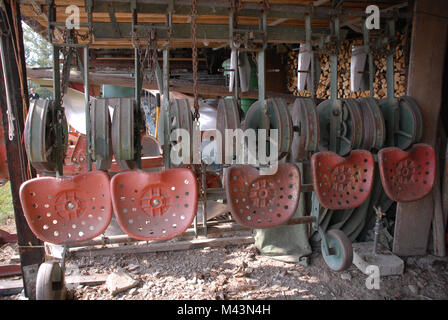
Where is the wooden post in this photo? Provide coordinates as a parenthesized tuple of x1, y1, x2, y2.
(0, 0, 45, 299)
(393, 0, 448, 256)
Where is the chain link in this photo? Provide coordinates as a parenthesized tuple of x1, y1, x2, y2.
(190, 0, 206, 204)
(191, 0, 199, 120)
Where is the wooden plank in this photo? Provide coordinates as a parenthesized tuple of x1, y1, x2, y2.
(0, 274, 109, 296)
(26, 67, 299, 102)
(393, 0, 448, 256)
(0, 0, 46, 299)
(0, 264, 22, 278)
(433, 132, 446, 256)
(92, 22, 331, 44)
(69, 236, 254, 257)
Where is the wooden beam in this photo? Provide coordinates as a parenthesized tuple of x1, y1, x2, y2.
(0, 274, 109, 296)
(393, 0, 448, 256)
(0, 0, 45, 299)
(69, 235, 254, 257)
(26, 67, 299, 102)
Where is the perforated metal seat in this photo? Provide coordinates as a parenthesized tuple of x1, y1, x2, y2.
(378, 143, 435, 202)
(225, 163, 301, 228)
(19, 171, 112, 244)
(311, 150, 374, 210)
(110, 168, 198, 240)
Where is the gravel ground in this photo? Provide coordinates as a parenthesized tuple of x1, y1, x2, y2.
(1, 218, 447, 300)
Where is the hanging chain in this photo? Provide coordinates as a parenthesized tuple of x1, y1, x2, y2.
(191, 0, 199, 120)
(190, 0, 206, 211)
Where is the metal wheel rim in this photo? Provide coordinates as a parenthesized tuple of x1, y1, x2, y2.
(36, 261, 66, 300)
(321, 229, 353, 272)
(91, 98, 113, 170)
(111, 98, 136, 170)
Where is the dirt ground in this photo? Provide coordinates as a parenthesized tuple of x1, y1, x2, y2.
(1, 217, 447, 300)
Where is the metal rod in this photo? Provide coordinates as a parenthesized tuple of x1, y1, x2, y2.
(84, 46, 92, 172)
(257, 11, 267, 102)
(135, 47, 142, 170)
(362, 18, 374, 97)
(64, 216, 317, 249)
(305, 13, 315, 98)
(386, 19, 396, 102)
(53, 45, 64, 177)
(162, 48, 170, 169)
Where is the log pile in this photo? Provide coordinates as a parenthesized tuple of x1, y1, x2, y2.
(286, 34, 407, 99)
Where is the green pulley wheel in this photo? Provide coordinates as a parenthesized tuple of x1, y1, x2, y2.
(242, 98, 293, 161)
(36, 261, 66, 300)
(317, 99, 363, 156)
(321, 229, 353, 272)
(380, 96, 422, 150)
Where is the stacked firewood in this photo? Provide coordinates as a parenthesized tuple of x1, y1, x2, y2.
(286, 34, 407, 99)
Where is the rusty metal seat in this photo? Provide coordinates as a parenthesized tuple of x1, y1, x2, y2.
(378, 143, 435, 202)
(110, 168, 198, 240)
(311, 150, 374, 210)
(225, 163, 301, 228)
(19, 171, 113, 244)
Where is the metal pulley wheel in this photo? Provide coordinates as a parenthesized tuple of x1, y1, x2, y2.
(168, 99, 194, 166)
(321, 229, 353, 272)
(380, 96, 423, 149)
(25, 99, 68, 172)
(357, 98, 386, 151)
(311, 150, 375, 210)
(111, 98, 138, 170)
(242, 98, 293, 161)
(90, 98, 113, 170)
(378, 143, 435, 202)
(36, 261, 66, 300)
(216, 98, 241, 163)
(225, 163, 301, 229)
(289, 98, 320, 162)
(317, 99, 363, 156)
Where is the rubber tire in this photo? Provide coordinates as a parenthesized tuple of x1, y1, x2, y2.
(321, 229, 353, 272)
(36, 261, 66, 300)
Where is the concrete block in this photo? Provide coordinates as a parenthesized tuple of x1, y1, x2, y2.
(352, 242, 404, 276)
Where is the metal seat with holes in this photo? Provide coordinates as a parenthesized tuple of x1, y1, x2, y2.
(225, 163, 301, 228)
(311, 150, 374, 210)
(378, 143, 435, 202)
(19, 171, 112, 244)
(110, 169, 198, 241)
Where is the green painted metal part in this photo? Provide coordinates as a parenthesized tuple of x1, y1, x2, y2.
(317, 99, 363, 156)
(242, 98, 293, 160)
(320, 229, 353, 271)
(380, 96, 422, 149)
(102, 85, 135, 98)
